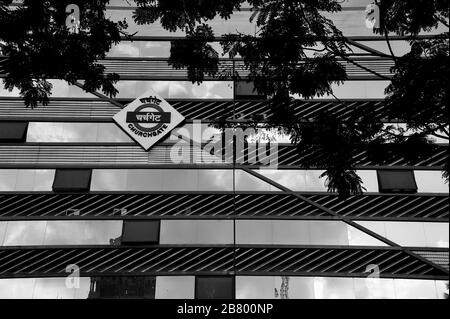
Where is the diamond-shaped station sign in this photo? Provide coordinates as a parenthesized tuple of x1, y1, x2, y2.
(113, 89, 185, 151)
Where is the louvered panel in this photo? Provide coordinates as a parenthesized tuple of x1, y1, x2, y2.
(273, 145, 448, 168)
(306, 194, 449, 219)
(0, 144, 227, 166)
(0, 247, 235, 276)
(3, 98, 445, 123)
(413, 251, 449, 270)
(235, 194, 328, 217)
(0, 58, 393, 80)
(0, 247, 446, 278)
(0, 99, 119, 119)
(234, 248, 446, 277)
(97, 58, 394, 80)
(0, 193, 234, 218)
(0, 193, 447, 220)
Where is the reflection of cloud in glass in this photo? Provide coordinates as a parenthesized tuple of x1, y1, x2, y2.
(155, 276, 195, 299)
(314, 277, 356, 299)
(353, 278, 396, 299)
(0, 277, 447, 299)
(0, 278, 35, 299)
(254, 169, 327, 192)
(111, 42, 139, 56)
(198, 169, 233, 191)
(394, 279, 438, 299)
(2, 221, 122, 246)
(415, 171, 449, 193)
(3, 221, 47, 246)
(91, 169, 128, 191)
(0, 169, 18, 190)
(358, 221, 448, 248)
(160, 220, 233, 244)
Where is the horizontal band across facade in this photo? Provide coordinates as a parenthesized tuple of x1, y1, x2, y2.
(0, 57, 395, 81)
(0, 144, 446, 168)
(1, 98, 447, 125)
(0, 246, 446, 279)
(0, 193, 447, 220)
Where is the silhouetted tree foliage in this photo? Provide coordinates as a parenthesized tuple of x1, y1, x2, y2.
(1, 0, 448, 196)
(168, 24, 218, 84)
(143, 0, 448, 196)
(0, 0, 126, 107)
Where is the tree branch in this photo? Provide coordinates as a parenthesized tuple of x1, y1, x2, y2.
(384, 29, 398, 61)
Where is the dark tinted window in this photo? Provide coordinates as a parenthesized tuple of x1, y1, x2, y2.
(0, 122, 28, 142)
(234, 81, 266, 100)
(196, 276, 234, 299)
(122, 220, 160, 244)
(52, 169, 92, 192)
(88, 276, 156, 299)
(377, 170, 417, 193)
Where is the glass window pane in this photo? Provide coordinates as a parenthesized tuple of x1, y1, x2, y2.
(27, 123, 134, 143)
(15, 169, 37, 191)
(160, 220, 233, 244)
(91, 169, 128, 191)
(393, 279, 438, 299)
(84, 221, 123, 245)
(384, 222, 427, 247)
(423, 223, 449, 248)
(197, 170, 233, 191)
(347, 224, 387, 246)
(353, 278, 396, 299)
(0, 169, 18, 191)
(357, 221, 387, 238)
(126, 169, 163, 191)
(32, 170, 56, 191)
(309, 221, 349, 246)
(155, 276, 195, 299)
(236, 220, 383, 246)
(3, 221, 47, 246)
(236, 220, 272, 245)
(235, 170, 274, 191)
(306, 81, 389, 100)
(253, 170, 327, 192)
(121, 220, 159, 244)
(52, 169, 92, 192)
(273, 221, 310, 245)
(33, 278, 78, 299)
(435, 281, 450, 299)
(91, 169, 234, 191)
(28, 122, 98, 142)
(107, 10, 256, 37)
(355, 170, 379, 192)
(377, 170, 417, 193)
(0, 277, 162, 299)
(0, 122, 28, 142)
(88, 276, 156, 299)
(3, 221, 122, 246)
(358, 221, 432, 247)
(415, 171, 449, 193)
(236, 276, 316, 299)
(43, 221, 86, 245)
(313, 277, 356, 299)
(196, 276, 234, 299)
(236, 276, 275, 299)
(0, 222, 6, 246)
(162, 170, 199, 191)
(0, 278, 36, 299)
(96, 123, 132, 142)
(114, 81, 233, 99)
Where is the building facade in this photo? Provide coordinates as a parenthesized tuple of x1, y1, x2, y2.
(0, 0, 448, 299)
